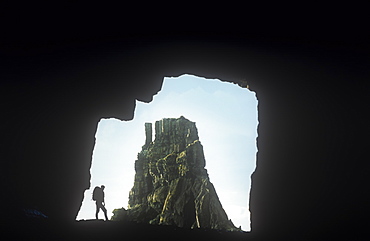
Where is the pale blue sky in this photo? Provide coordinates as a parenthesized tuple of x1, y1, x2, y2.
(76, 74, 258, 231)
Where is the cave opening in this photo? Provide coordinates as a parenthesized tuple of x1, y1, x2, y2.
(76, 74, 258, 231)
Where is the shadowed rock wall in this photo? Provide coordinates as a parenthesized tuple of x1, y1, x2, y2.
(2, 31, 369, 240)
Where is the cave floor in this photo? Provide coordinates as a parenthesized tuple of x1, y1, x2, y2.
(5, 220, 252, 241)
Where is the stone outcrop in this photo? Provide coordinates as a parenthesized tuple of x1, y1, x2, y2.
(112, 116, 237, 231)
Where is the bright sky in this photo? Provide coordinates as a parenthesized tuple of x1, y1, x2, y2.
(76, 74, 258, 231)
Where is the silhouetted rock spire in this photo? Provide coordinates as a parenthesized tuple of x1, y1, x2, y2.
(113, 116, 237, 231)
(144, 123, 152, 147)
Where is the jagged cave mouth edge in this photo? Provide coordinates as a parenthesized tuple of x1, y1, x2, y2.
(130, 73, 259, 164)
(131, 73, 257, 122)
(79, 73, 258, 231)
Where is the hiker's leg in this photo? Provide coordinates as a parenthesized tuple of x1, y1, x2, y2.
(101, 205, 108, 221)
(95, 202, 100, 219)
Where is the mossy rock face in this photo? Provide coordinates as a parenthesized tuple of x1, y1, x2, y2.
(111, 208, 127, 221)
(120, 117, 237, 231)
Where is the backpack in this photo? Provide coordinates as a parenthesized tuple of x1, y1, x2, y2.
(92, 186, 101, 201)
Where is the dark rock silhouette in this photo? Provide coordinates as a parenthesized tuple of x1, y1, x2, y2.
(2, 19, 369, 240)
(113, 117, 237, 231)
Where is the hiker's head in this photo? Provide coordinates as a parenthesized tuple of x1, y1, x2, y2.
(101, 185, 105, 190)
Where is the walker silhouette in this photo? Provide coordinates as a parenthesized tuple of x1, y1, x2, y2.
(92, 185, 108, 221)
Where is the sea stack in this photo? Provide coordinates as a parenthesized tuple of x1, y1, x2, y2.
(113, 116, 237, 231)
